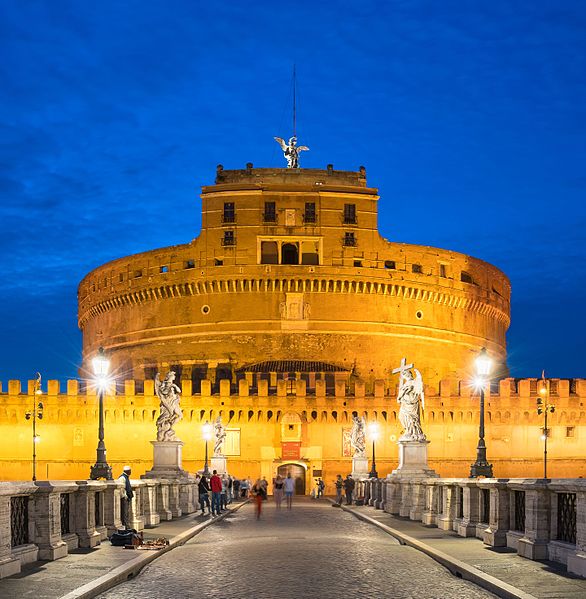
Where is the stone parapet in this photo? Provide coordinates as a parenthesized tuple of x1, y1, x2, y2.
(0, 478, 199, 579)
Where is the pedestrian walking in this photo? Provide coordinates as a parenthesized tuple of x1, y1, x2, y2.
(317, 478, 325, 499)
(260, 476, 268, 500)
(240, 477, 249, 498)
(335, 474, 343, 505)
(117, 466, 134, 528)
(227, 475, 234, 503)
(252, 478, 265, 519)
(198, 474, 211, 515)
(343, 474, 355, 505)
(233, 477, 241, 499)
(210, 469, 223, 516)
(273, 474, 284, 509)
(283, 472, 295, 509)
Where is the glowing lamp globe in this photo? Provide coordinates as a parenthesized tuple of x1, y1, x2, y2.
(475, 348, 492, 378)
(92, 347, 110, 377)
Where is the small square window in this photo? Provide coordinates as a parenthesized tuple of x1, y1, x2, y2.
(343, 232, 356, 247)
(354, 260, 362, 267)
(566, 426, 575, 438)
(461, 271, 474, 284)
(134, 270, 142, 278)
(160, 265, 168, 273)
(185, 260, 195, 269)
(412, 264, 422, 274)
(222, 230, 235, 246)
(384, 260, 396, 270)
(215, 258, 224, 266)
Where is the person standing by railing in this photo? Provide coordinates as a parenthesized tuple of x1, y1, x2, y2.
(210, 470, 222, 516)
(118, 466, 134, 528)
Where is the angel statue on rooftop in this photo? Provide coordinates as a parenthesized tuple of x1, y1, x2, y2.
(154, 371, 183, 442)
(393, 359, 427, 442)
(350, 415, 367, 457)
(274, 136, 309, 168)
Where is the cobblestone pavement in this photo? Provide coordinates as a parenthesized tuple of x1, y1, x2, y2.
(99, 499, 496, 599)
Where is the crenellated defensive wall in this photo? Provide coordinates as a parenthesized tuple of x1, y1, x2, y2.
(1, 376, 584, 483)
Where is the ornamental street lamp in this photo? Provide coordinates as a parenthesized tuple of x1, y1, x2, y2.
(25, 373, 44, 481)
(537, 371, 555, 479)
(470, 347, 494, 478)
(368, 422, 379, 479)
(202, 421, 212, 476)
(89, 347, 113, 480)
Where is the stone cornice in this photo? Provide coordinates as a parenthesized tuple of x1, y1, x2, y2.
(78, 275, 510, 330)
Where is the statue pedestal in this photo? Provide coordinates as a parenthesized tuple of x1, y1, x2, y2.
(351, 456, 369, 480)
(210, 456, 227, 475)
(391, 440, 438, 479)
(143, 441, 190, 480)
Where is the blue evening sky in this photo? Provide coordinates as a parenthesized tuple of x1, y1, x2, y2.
(0, 1, 584, 384)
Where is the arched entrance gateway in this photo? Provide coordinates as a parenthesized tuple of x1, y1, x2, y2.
(277, 463, 306, 495)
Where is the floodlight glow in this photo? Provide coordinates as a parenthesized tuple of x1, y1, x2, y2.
(33, 435, 41, 444)
(202, 421, 212, 441)
(475, 348, 492, 377)
(368, 422, 379, 440)
(473, 376, 485, 389)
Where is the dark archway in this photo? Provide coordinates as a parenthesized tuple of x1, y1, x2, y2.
(281, 243, 299, 265)
(277, 463, 306, 494)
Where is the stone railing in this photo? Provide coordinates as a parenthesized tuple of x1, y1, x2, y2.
(357, 477, 586, 578)
(0, 478, 198, 579)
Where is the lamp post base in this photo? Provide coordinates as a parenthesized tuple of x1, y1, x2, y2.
(90, 462, 112, 480)
(470, 461, 493, 478)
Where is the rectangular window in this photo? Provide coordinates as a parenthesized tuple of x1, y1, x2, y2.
(353, 260, 362, 267)
(343, 203, 357, 224)
(261, 241, 279, 264)
(439, 264, 447, 278)
(223, 429, 241, 456)
(301, 240, 320, 265)
(134, 270, 143, 278)
(119, 273, 124, 282)
(343, 232, 356, 247)
(384, 260, 396, 270)
(223, 202, 235, 223)
(185, 259, 195, 269)
(304, 202, 316, 224)
(263, 202, 276, 223)
(566, 426, 575, 438)
(215, 258, 224, 266)
(222, 230, 235, 246)
(461, 271, 474, 284)
(412, 264, 422, 274)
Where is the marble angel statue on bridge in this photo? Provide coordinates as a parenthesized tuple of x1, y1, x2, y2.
(213, 416, 226, 457)
(393, 358, 427, 442)
(350, 415, 366, 457)
(154, 371, 183, 442)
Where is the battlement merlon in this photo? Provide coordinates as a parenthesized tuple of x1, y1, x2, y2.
(210, 165, 371, 189)
(2, 377, 586, 400)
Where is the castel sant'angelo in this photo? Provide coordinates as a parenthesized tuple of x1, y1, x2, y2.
(2, 153, 585, 487)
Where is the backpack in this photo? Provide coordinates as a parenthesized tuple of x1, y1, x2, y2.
(110, 528, 143, 547)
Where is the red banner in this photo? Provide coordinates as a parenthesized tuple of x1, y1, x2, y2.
(281, 442, 301, 460)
